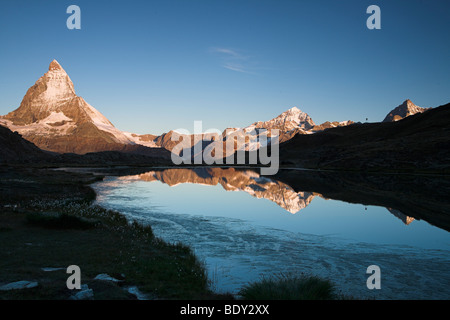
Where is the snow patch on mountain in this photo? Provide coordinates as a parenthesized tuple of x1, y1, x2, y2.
(0, 115, 76, 136)
(79, 98, 133, 144)
(40, 111, 72, 124)
(122, 132, 158, 148)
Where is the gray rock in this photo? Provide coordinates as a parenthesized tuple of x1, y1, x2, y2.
(41, 267, 65, 272)
(0, 280, 38, 291)
(69, 284, 93, 300)
(94, 273, 121, 282)
(126, 286, 149, 300)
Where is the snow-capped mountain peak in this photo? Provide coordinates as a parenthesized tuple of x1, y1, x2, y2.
(287, 106, 301, 113)
(251, 106, 315, 132)
(383, 99, 431, 122)
(41, 59, 76, 102)
(0, 60, 146, 153)
(49, 59, 64, 71)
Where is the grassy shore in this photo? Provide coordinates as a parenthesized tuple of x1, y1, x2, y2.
(238, 273, 352, 300)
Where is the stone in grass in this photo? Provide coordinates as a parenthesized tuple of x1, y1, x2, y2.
(94, 273, 122, 282)
(41, 267, 66, 272)
(126, 286, 149, 300)
(0, 280, 39, 291)
(69, 284, 94, 300)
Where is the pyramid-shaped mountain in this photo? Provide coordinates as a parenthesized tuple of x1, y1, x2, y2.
(0, 60, 158, 154)
(382, 99, 430, 122)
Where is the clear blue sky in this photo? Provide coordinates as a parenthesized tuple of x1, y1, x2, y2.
(0, 0, 449, 134)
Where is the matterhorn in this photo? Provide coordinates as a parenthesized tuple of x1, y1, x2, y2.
(0, 60, 157, 154)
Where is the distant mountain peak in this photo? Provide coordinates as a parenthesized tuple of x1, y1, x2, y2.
(383, 99, 430, 122)
(42, 60, 76, 100)
(287, 106, 301, 113)
(403, 99, 417, 108)
(0, 59, 140, 153)
(49, 59, 64, 72)
(1, 60, 78, 126)
(262, 106, 315, 131)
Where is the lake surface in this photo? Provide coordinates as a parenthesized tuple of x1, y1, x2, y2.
(89, 167, 450, 299)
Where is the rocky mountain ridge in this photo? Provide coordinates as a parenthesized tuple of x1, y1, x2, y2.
(0, 60, 434, 161)
(383, 99, 430, 122)
(0, 60, 356, 157)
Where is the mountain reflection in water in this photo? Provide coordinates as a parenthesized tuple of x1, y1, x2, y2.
(124, 168, 316, 215)
(119, 167, 432, 227)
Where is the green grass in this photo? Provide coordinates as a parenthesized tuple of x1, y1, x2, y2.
(0, 200, 219, 300)
(239, 273, 338, 300)
(25, 212, 99, 230)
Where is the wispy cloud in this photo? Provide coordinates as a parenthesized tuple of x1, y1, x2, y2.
(211, 47, 243, 58)
(210, 47, 246, 58)
(210, 47, 256, 74)
(223, 63, 249, 73)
